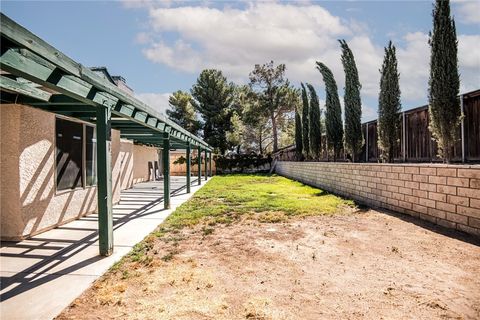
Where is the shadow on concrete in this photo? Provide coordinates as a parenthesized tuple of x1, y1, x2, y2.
(0, 177, 200, 302)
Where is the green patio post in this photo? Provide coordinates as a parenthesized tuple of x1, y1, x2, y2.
(204, 149, 208, 181)
(96, 106, 113, 256)
(186, 143, 191, 193)
(209, 152, 213, 177)
(198, 147, 202, 185)
(163, 133, 170, 209)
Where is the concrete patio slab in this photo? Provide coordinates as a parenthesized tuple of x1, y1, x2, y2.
(0, 176, 209, 320)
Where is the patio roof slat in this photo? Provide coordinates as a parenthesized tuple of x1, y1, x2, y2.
(1, 13, 212, 150)
(0, 75, 51, 101)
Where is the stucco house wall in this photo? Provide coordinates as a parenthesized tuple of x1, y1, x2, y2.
(132, 144, 159, 184)
(0, 104, 158, 240)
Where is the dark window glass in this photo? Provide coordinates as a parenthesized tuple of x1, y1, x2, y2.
(85, 125, 97, 186)
(56, 118, 84, 190)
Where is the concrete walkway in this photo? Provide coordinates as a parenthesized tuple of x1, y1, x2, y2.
(0, 176, 209, 320)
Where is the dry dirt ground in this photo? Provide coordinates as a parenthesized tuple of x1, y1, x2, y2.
(57, 210, 480, 320)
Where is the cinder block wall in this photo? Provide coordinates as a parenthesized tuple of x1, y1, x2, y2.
(276, 161, 480, 237)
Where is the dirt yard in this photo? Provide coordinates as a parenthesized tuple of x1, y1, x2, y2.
(58, 210, 480, 320)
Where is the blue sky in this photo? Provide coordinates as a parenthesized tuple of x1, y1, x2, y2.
(2, 0, 479, 121)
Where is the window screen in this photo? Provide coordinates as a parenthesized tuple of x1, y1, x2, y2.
(56, 118, 84, 190)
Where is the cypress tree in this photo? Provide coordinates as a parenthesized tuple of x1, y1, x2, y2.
(378, 41, 402, 163)
(307, 83, 322, 160)
(316, 62, 344, 161)
(428, 0, 460, 163)
(300, 83, 310, 159)
(295, 103, 303, 160)
(339, 39, 363, 162)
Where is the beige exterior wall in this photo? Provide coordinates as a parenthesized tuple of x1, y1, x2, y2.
(132, 144, 159, 184)
(276, 161, 480, 237)
(0, 104, 158, 240)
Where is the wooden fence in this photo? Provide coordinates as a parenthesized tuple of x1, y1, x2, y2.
(276, 90, 480, 163)
(360, 90, 479, 163)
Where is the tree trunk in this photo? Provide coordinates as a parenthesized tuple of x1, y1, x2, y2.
(271, 111, 278, 153)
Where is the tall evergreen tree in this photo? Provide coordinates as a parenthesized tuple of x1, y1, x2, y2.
(295, 103, 303, 160)
(191, 69, 235, 154)
(316, 62, 343, 161)
(307, 84, 321, 160)
(378, 41, 402, 163)
(339, 39, 363, 162)
(300, 83, 310, 159)
(167, 90, 201, 136)
(428, 0, 460, 163)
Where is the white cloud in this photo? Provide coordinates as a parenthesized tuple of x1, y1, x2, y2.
(458, 35, 480, 92)
(136, 92, 171, 115)
(140, 2, 352, 87)
(132, 2, 479, 113)
(397, 32, 430, 102)
(453, 0, 480, 25)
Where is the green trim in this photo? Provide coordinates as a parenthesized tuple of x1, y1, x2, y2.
(197, 147, 202, 185)
(0, 75, 51, 101)
(163, 133, 171, 209)
(96, 106, 113, 256)
(0, 14, 212, 151)
(186, 143, 191, 193)
(204, 149, 208, 181)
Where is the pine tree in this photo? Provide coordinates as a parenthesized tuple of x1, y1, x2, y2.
(167, 90, 201, 136)
(300, 83, 310, 159)
(378, 41, 402, 163)
(316, 62, 343, 161)
(428, 0, 460, 163)
(339, 39, 363, 162)
(295, 103, 303, 160)
(191, 69, 235, 154)
(307, 83, 321, 160)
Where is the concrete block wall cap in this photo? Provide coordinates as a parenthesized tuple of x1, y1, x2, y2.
(279, 161, 480, 169)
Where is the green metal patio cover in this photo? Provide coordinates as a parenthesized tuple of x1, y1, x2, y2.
(0, 13, 212, 151)
(0, 13, 213, 255)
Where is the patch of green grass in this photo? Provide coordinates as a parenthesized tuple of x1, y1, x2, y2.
(164, 174, 354, 229)
(161, 251, 177, 262)
(202, 227, 215, 236)
(109, 174, 354, 269)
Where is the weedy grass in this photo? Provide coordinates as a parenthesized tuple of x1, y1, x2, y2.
(109, 174, 354, 270)
(164, 174, 354, 228)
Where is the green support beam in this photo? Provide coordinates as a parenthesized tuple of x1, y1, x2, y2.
(204, 149, 208, 181)
(1, 13, 213, 152)
(209, 152, 213, 177)
(186, 143, 191, 193)
(0, 75, 52, 101)
(163, 133, 171, 209)
(198, 147, 202, 185)
(96, 106, 113, 256)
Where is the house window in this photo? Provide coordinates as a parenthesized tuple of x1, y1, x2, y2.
(55, 117, 96, 191)
(85, 125, 97, 186)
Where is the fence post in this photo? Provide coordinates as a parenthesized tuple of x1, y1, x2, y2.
(402, 111, 406, 162)
(461, 94, 465, 163)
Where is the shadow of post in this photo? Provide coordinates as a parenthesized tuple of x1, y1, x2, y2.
(0, 178, 193, 302)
